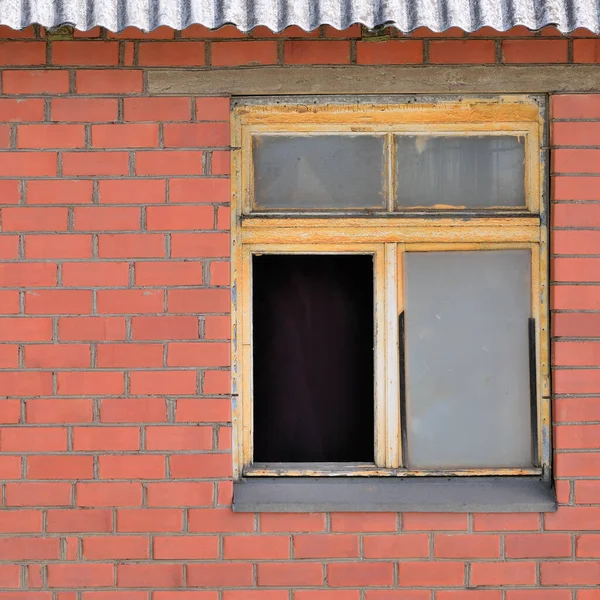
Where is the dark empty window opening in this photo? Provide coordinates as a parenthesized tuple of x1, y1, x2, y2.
(252, 254, 375, 463)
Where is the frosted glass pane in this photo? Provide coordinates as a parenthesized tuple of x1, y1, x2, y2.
(404, 250, 532, 469)
(253, 135, 386, 209)
(395, 135, 526, 208)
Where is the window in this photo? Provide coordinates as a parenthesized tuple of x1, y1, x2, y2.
(231, 97, 550, 492)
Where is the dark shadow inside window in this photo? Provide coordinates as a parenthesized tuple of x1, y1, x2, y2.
(253, 254, 375, 463)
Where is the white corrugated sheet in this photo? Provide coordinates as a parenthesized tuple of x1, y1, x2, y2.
(0, 0, 598, 33)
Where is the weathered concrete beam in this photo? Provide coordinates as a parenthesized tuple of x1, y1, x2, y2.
(148, 65, 600, 96)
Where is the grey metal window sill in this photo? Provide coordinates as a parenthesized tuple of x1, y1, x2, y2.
(233, 476, 557, 513)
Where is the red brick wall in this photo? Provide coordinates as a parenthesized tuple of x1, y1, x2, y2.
(0, 22, 599, 599)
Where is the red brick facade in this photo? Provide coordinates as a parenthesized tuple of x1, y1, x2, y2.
(0, 22, 599, 598)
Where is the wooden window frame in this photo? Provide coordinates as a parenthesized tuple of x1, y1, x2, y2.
(231, 96, 550, 482)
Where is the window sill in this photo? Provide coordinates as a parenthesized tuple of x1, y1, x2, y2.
(233, 476, 557, 513)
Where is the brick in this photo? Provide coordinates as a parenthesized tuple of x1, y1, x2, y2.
(99, 179, 166, 204)
(0, 565, 22, 589)
(258, 563, 323, 586)
(0, 236, 20, 260)
(203, 370, 230, 394)
(26, 234, 93, 259)
(297, 593, 362, 600)
(541, 561, 600, 585)
(98, 233, 165, 258)
(92, 124, 160, 148)
(261, 513, 325, 533)
(328, 563, 394, 587)
(164, 123, 229, 147)
(196, 98, 230, 121)
(124, 97, 192, 122)
(0, 262, 57, 286)
(117, 509, 183, 533)
(2, 69, 69, 93)
(212, 41, 278, 66)
(0, 426, 67, 454)
(577, 534, 600, 557)
(131, 316, 199, 340)
(146, 482, 213, 507)
(52, 41, 119, 65)
(3, 206, 65, 231)
(168, 342, 229, 367)
(210, 150, 230, 175)
(52, 98, 119, 122)
(553, 121, 600, 146)
(62, 262, 129, 287)
(356, 40, 423, 64)
(284, 41, 350, 64)
(554, 149, 600, 174)
(170, 454, 231, 478)
(168, 289, 230, 313)
(553, 258, 600, 281)
(555, 230, 600, 256)
(553, 285, 600, 310)
(26, 399, 93, 423)
(129, 370, 198, 395)
(145, 425, 212, 450)
(139, 42, 205, 66)
(59, 316, 126, 341)
(0, 344, 18, 367)
(5, 482, 71, 507)
(154, 536, 219, 559)
(96, 290, 164, 315)
(82, 593, 148, 600)
(0, 290, 20, 314)
(136, 261, 203, 285)
(556, 424, 600, 448)
(76, 70, 143, 94)
(0, 510, 42, 533)
(505, 533, 571, 558)
(146, 205, 213, 230)
(24, 344, 90, 368)
(18, 124, 85, 149)
(0, 456, 21, 479)
(0, 537, 60, 561)
(294, 534, 359, 558)
(576, 480, 600, 503)
(0, 372, 52, 396)
(403, 513, 468, 531)
(555, 398, 600, 422)
(153, 594, 217, 600)
(574, 39, 600, 62)
(470, 562, 536, 586)
(98, 455, 164, 480)
(169, 178, 230, 203)
(27, 455, 93, 480)
(100, 398, 167, 423)
(506, 593, 570, 600)
(0, 41, 44, 65)
(188, 508, 255, 532)
(136, 151, 203, 175)
(77, 482, 143, 507)
(430, 40, 495, 63)
(223, 593, 287, 600)
(328, 513, 395, 532)
(503, 40, 568, 63)
(224, 535, 290, 559)
(83, 536, 149, 560)
(433, 534, 499, 558)
(553, 95, 600, 120)
(216, 206, 230, 230)
(47, 509, 112, 533)
(171, 233, 230, 258)
(554, 369, 600, 394)
(0, 98, 44, 122)
(73, 427, 139, 451)
(97, 341, 165, 368)
(205, 316, 231, 340)
(187, 564, 253, 587)
(48, 564, 114, 588)
(0, 399, 20, 423)
(57, 371, 124, 396)
(0, 179, 20, 204)
(27, 180, 94, 205)
(63, 152, 130, 176)
(555, 453, 600, 477)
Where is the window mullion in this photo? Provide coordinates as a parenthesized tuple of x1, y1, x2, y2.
(383, 242, 401, 468)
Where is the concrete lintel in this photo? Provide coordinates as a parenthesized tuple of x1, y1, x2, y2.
(148, 65, 600, 96)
